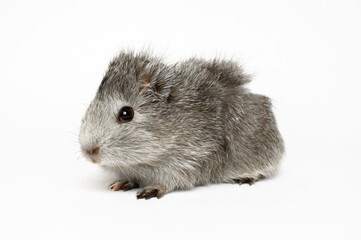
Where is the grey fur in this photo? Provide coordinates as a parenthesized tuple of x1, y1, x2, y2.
(79, 51, 284, 199)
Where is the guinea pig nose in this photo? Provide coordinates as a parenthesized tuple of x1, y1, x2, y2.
(90, 147, 100, 155)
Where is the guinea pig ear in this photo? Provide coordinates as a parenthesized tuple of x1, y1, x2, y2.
(137, 64, 172, 101)
(138, 69, 151, 90)
(152, 79, 172, 101)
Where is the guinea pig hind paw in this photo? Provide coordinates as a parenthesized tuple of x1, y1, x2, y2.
(232, 174, 266, 186)
(136, 185, 166, 200)
(232, 178, 255, 186)
(109, 180, 139, 191)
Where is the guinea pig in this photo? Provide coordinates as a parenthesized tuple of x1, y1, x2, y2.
(79, 51, 284, 199)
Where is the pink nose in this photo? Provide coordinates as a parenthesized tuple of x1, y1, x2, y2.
(90, 147, 99, 155)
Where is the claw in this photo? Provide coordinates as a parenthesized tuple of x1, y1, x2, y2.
(232, 178, 255, 186)
(109, 180, 138, 191)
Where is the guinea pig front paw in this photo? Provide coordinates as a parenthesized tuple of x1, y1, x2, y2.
(136, 184, 167, 200)
(109, 180, 139, 191)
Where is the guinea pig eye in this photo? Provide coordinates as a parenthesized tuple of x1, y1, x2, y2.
(118, 106, 134, 123)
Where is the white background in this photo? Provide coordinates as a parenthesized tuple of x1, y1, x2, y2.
(1, 0, 360, 239)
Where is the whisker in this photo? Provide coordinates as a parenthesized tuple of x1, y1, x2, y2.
(127, 165, 151, 181)
(116, 165, 133, 189)
(106, 152, 151, 181)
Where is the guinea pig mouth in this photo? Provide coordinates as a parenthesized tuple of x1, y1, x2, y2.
(90, 157, 101, 164)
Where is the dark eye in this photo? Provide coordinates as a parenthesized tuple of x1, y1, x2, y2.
(118, 106, 134, 123)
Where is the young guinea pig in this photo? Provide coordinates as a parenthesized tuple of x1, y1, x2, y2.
(79, 51, 284, 199)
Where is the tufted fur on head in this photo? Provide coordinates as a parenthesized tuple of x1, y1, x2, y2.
(79, 50, 284, 199)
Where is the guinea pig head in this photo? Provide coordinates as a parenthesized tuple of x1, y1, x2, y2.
(79, 53, 171, 168)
